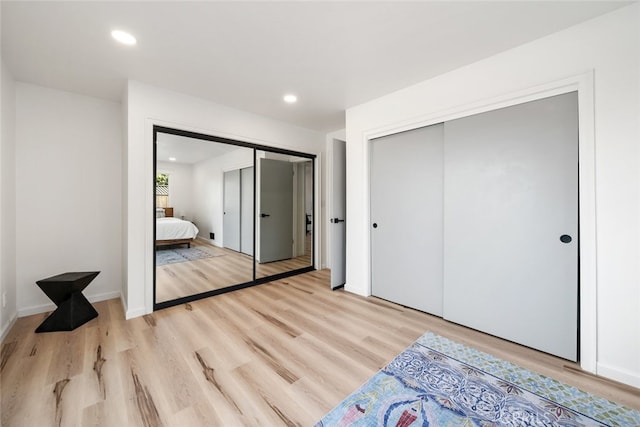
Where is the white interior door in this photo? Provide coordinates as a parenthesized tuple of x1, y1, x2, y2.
(371, 124, 444, 315)
(259, 158, 293, 263)
(443, 92, 579, 361)
(330, 139, 346, 288)
(223, 169, 240, 252)
(240, 167, 254, 256)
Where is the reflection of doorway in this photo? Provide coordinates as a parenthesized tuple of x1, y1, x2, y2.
(240, 167, 254, 256)
(294, 160, 312, 258)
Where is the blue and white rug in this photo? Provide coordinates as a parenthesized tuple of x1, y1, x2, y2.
(316, 332, 640, 427)
(156, 247, 217, 266)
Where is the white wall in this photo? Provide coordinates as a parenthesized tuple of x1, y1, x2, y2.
(125, 81, 326, 318)
(1, 60, 17, 340)
(157, 161, 194, 220)
(192, 147, 253, 247)
(345, 4, 640, 387)
(15, 84, 123, 314)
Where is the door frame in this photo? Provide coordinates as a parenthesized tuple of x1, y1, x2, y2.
(364, 72, 596, 373)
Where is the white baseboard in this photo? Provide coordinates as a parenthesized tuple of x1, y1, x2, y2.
(17, 291, 121, 317)
(345, 283, 368, 297)
(119, 293, 127, 317)
(597, 362, 640, 389)
(119, 292, 147, 320)
(196, 236, 220, 247)
(0, 313, 18, 343)
(18, 302, 56, 317)
(87, 291, 121, 304)
(125, 306, 146, 319)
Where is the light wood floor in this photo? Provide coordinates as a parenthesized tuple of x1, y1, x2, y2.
(2, 269, 638, 426)
(156, 238, 312, 303)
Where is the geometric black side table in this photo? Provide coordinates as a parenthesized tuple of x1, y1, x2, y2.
(35, 271, 100, 333)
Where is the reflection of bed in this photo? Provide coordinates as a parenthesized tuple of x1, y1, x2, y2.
(156, 217, 199, 248)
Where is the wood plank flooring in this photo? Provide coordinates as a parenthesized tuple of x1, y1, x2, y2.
(2, 269, 638, 426)
(156, 238, 311, 303)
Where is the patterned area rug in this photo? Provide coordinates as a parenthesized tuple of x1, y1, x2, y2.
(156, 247, 218, 266)
(316, 332, 640, 427)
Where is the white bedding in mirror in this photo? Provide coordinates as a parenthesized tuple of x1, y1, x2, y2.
(156, 217, 199, 240)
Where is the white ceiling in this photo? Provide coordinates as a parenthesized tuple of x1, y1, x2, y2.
(1, 1, 630, 132)
(156, 133, 243, 165)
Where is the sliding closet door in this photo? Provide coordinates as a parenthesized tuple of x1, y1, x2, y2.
(443, 92, 578, 361)
(371, 123, 443, 315)
(223, 169, 241, 252)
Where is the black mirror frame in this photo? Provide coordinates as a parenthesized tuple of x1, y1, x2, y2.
(152, 125, 316, 311)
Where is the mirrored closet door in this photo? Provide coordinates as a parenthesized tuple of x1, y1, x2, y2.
(153, 127, 315, 309)
(154, 131, 254, 304)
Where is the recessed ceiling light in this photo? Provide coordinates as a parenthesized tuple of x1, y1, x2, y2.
(111, 30, 137, 46)
(169, 157, 177, 162)
(283, 94, 298, 104)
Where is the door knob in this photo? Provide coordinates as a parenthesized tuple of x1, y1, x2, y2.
(260, 213, 270, 218)
(560, 234, 572, 243)
(372, 223, 378, 228)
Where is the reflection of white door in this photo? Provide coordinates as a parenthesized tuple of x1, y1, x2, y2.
(259, 158, 293, 263)
(370, 124, 444, 315)
(223, 169, 240, 252)
(443, 92, 578, 361)
(240, 167, 254, 256)
(330, 139, 346, 289)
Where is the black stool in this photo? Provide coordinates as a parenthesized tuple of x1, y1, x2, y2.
(35, 271, 100, 333)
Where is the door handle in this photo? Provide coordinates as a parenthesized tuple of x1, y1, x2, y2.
(260, 213, 270, 218)
(560, 234, 572, 243)
(330, 218, 345, 223)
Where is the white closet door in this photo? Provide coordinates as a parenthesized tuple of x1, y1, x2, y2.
(443, 92, 578, 361)
(223, 169, 241, 252)
(240, 167, 254, 256)
(371, 123, 443, 315)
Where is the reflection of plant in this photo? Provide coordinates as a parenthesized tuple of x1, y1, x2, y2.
(156, 173, 169, 186)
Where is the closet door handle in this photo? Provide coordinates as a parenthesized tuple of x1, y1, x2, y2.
(560, 234, 572, 243)
(260, 213, 270, 218)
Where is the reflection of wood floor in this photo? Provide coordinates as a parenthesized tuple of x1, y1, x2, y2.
(156, 238, 311, 303)
(256, 233, 312, 279)
(3, 269, 638, 426)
